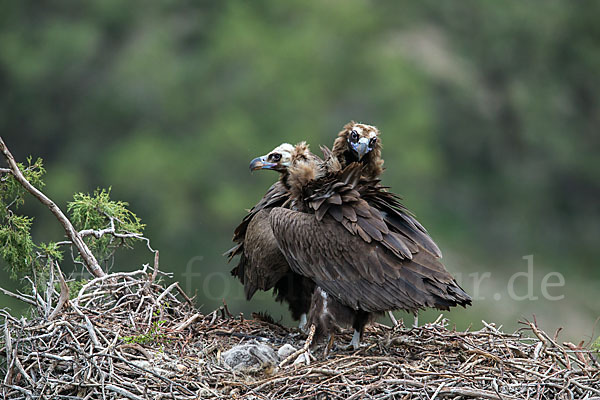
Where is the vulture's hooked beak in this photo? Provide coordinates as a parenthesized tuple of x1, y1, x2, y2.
(351, 137, 372, 160)
(249, 156, 277, 171)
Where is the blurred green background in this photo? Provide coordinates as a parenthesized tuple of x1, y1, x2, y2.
(1, 0, 598, 342)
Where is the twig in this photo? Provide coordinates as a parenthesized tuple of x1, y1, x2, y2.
(0, 287, 37, 306)
(387, 311, 399, 327)
(0, 137, 105, 278)
(3, 320, 13, 386)
(151, 250, 159, 283)
(175, 313, 202, 331)
(2, 267, 599, 399)
(104, 385, 145, 400)
(48, 263, 70, 321)
(279, 324, 316, 368)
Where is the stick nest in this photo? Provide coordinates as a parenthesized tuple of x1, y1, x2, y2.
(1, 267, 599, 399)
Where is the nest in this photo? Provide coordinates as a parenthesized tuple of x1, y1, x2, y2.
(1, 266, 599, 400)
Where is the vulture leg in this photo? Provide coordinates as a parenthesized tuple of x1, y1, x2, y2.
(273, 271, 315, 325)
(388, 311, 399, 327)
(298, 313, 307, 332)
(349, 330, 361, 350)
(342, 311, 373, 350)
(413, 312, 419, 328)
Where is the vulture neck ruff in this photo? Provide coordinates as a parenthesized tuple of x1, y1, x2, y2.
(286, 142, 326, 205)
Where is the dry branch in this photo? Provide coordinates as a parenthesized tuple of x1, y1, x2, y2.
(1, 263, 599, 399)
(0, 136, 105, 278)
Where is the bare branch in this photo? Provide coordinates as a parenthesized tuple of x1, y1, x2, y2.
(0, 137, 105, 278)
(2, 268, 599, 399)
(48, 263, 70, 321)
(0, 287, 37, 306)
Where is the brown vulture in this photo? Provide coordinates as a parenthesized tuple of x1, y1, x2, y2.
(225, 143, 317, 327)
(226, 122, 384, 328)
(267, 142, 471, 349)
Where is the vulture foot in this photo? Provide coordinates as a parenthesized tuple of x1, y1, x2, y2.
(341, 330, 362, 351)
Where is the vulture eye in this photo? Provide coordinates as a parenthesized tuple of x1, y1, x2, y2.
(270, 153, 282, 162)
(350, 130, 359, 142)
(369, 137, 377, 147)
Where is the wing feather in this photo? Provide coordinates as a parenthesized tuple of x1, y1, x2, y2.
(270, 208, 471, 313)
(226, 181, 289, 260)
(341, 205, 357, 222)
(302, 163, 443, 266)
(328, 205, 344, 222)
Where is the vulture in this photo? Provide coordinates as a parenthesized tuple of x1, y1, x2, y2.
(267, 142, 471, 349)
(226, 121, 384, 328)
(225, 143, 316, 327)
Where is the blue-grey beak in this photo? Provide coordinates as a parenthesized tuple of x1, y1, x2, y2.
(249, 156, 277, 171)
(351, 138, 371, 160)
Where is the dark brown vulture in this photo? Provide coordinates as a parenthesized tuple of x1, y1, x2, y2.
(225, 143, 316, 327)
(226, 122, 382, 331)
(268, 145, 471, 349)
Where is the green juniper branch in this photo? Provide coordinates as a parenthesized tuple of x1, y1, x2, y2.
(0, 137, 150, 289)
(0, 137, 104, 278)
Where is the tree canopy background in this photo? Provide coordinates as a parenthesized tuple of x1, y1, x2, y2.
(1, 0, 598, 342)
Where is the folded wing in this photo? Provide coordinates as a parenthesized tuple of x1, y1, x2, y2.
(226, 181, 290, 298)
(270, 206, 470, 313)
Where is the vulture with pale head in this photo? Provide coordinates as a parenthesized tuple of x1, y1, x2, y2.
(227, 121, 470, 350)
(266, 133, 470, 349)
(226, 121, 383, 327)
(225, 143, 316, 325)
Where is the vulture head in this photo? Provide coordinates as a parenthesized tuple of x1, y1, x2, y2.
(332, 122, 381, 163)
(249, 143, 296, 173)
(249, 142, 316, 174)
(250, 142, 323, 195)
(331, 122, 383, 179)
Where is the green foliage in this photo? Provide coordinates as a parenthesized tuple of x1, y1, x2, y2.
(121, 319, 168, 346)
(121, 308, 169, 346)
(0, 157, 144, 287)
(0, 214, 35, 279)
(593, 337, 600, 354)
(67, 188, 145, 261)
(0, 157, 45, 219)
(38, 241, 64, 262)
(68, 187, 144, 234)
(65, 279, 88, 300)
(0, 158, 52, 280)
